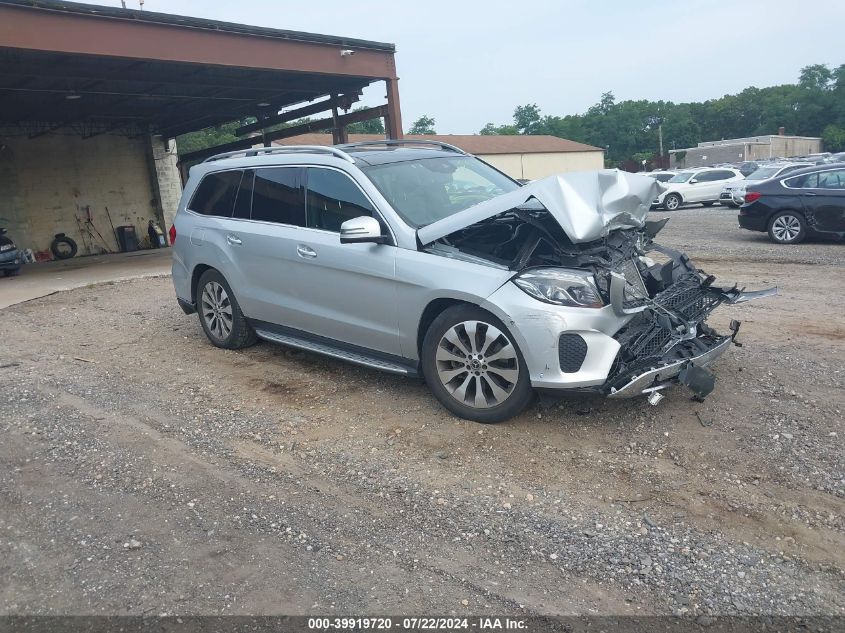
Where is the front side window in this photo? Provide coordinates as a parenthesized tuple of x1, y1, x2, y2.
(668, 172, 694, 183)
(817, 169, 845, 189)
(361, 156, 518, 227)
(305, 168, 375, 231)
(190, 170, 243, 217)
(251, 167, 305, 226)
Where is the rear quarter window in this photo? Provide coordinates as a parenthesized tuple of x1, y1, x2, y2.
(189, 170, 243, 217)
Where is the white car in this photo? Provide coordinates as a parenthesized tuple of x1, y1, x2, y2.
(719, 163, 813, 207)
(654, 168, 744, 210)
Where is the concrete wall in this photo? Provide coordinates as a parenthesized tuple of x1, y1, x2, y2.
(0, 131, 181, 255)
(671, 136, 824, 169)
(480, 151, 605, 180)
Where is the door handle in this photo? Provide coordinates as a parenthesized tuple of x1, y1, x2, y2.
(296, 244, 317, 259)
(226, 234, 242, 246)
(804, 192, 818, 197)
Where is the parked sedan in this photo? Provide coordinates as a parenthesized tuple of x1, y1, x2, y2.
(720, 162, 812, 207)
(654, 168, 744, 210)
(739, 165, 845, 244)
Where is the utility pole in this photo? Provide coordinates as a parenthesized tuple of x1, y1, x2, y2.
(658, 124, 664, 157)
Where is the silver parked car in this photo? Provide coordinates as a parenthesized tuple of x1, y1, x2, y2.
(171, 141, 775, 423)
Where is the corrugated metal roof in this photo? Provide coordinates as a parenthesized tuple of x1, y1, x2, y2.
(275, 134, 603, 155)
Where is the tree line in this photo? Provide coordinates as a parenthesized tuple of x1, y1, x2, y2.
(474, 64, 845, 166)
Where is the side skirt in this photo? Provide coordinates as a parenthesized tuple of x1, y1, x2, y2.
(247, 319, 420, 378)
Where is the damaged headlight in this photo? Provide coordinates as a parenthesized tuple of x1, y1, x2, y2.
(512, 268, 603, 308)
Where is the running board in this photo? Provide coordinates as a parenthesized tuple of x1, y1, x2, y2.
(254, 328, 415, 376)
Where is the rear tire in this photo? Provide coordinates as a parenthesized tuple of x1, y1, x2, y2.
(663, 193, 682, 211)
(421, 305, 534, 424)
(767, 211, 806, 244)
(3, 267, 21, 277)
(196, 269, 257, 349)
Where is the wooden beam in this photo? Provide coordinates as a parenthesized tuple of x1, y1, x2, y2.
(179, 105, 387, 163)
(235, 93, 361, 136)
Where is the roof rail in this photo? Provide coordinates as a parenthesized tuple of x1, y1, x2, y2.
(203, 146, 355, 164)
(338, 139, 467, 155)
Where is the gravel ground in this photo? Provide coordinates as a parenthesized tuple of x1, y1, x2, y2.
(1, 207, 843, 617)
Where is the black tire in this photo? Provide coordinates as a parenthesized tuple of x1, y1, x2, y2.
(421, 304, 534, 424)
(727, 201, 740, 209)
(3, 267, 21, 277)
(767, 211, 806, 244)
(50, 234, 78, 260)
(196, 269, 257, 349)
(702, 201, 715, 207)
(663, 193, 682, 211)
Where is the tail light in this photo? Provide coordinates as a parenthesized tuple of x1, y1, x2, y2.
(168, 224, 176, 244)
(744, 191, 762, 204)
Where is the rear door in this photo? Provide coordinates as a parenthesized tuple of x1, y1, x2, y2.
(280, 166, 400, 355)
(214, 166, 308, 325)
(808, 169, 845, 233)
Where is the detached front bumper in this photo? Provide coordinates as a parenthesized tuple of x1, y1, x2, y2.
(607, 335, 731, 398)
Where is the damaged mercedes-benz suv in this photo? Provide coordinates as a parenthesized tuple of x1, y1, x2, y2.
(172, 141, 776, 423)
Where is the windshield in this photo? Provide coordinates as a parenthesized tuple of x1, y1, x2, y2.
(360, 156, 519, 227)
(668, 172, 694, 183)
(746, 167, 780, 181)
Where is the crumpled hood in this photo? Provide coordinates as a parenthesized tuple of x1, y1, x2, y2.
(417, 169, 662, 245)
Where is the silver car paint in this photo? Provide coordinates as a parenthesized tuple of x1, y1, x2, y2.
(418, 169, 661, 245)
(173, 157, 668, 391)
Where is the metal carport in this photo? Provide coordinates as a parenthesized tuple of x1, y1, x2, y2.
(0, 0, 402, 258)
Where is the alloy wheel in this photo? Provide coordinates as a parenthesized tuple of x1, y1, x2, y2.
(665, 195, 680, 210)
(771, 214, 802, 242)
(435, 320, 519, 409)
(201, 281, 233, 340)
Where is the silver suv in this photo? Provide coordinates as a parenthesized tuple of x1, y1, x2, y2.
(172, 141, 774, 423)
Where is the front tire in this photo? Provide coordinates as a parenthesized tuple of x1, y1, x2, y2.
(196, 269, 257, 349)
(702, 201, 715, 207)
(768, 211, 806, 244)
(421, 305, 533, 423)
(3, 267, 21, 277)
(663, 193, 682, 211)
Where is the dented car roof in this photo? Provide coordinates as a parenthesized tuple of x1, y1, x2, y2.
(417, 169, 662, 245)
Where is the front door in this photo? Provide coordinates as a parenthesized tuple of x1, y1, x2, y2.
(806, 168, 845, 234)
(281, 166, 401, 356)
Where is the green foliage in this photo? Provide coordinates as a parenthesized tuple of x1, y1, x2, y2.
(480, 122, 518, 135)
(822, 124, 845, 152)
(346, 107, 385, 134)
(408, 115, 436, 135)
(479, 64, 845, 164)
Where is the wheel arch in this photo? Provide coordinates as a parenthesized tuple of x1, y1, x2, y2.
(416, 298, 479, 357)
(190, 263, 216, 304)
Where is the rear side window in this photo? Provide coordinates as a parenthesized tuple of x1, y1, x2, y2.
(305, 168, 375, 231)
(693, 171, 716, 182)
(189, 170, 243, 216)
(785, 173, 818, 188)
(713, 170, 736, 180)
(251, 167, 305, 225)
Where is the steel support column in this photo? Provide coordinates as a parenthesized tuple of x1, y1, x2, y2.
(384, 78, 403, 139)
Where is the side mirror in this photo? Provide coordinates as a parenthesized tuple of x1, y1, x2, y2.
(0, 228, 6, 235)
(689, 178, 699, 184)
(340, 216, 388, 245)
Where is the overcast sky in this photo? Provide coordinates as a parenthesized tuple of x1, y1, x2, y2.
(89, 0, 843, 134)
